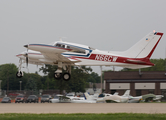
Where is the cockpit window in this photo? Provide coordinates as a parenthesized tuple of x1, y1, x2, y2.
(55, 43, 86, 54)
(55, 43, 65, 48)
(69, 46, 86, 54)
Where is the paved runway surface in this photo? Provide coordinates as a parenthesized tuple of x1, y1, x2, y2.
(0, 103, 166, 114)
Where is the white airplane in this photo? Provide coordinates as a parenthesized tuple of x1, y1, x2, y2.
(121, 90, 143, 103)
(96, 90, 130, 103)
(16, 31, 163, 81)
(153, 95, 164, 102)
(50, 94, 96, 103)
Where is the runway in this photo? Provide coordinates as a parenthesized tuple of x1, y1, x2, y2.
(0, 103, 166, 114)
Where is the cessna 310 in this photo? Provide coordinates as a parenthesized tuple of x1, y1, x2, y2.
(16, 31, 163, 81)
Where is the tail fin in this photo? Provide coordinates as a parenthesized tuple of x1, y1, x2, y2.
(111, 32, 163, 59)
(122, 90, 130, 97)
(84, 93, 90, 100)
(124, 32, 163, 58)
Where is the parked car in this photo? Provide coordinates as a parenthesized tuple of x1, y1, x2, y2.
(26, 95, 39, 103)
(15, 94, 27, 103)
(41, 94, 52, 103)
(1, 97, 11, 103)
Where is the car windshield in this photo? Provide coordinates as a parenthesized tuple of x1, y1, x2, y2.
(54, 96, 59, 99)
(42, 95, 49, 98)
(2, 97, 9, 100)
(28, 96, 35, 98)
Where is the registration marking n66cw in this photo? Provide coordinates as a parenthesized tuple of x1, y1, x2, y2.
(95, 54, 118, 62)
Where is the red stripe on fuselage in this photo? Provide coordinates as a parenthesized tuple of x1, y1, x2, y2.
(72, 54, 154, 66)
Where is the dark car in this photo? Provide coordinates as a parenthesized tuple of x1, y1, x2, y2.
(15, 94, 27, 103)
(26, 95, 39, 103)
(41, 94, 52, 103)
(1, 97, 11, 103)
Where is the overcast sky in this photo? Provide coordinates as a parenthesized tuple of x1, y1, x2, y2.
(0, 0, 166, 75)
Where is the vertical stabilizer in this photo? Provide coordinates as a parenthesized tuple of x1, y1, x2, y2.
(123, 32, 163, 58)
(122, 90, 130, 97)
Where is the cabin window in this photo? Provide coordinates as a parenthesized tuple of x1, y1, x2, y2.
(69, 46, 86, 54)
(55, 43, 86, 54)
(55, 43, 66, 48)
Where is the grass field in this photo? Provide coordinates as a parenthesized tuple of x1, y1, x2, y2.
(0, 113, 166, 120)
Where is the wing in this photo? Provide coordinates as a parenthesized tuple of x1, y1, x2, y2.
(26, 43, 81, 64)
(41, 52, 81, 64)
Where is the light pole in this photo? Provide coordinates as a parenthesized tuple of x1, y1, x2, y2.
(0, 80, 2, 96)
(100, 66, 103, 93)
(19, 81, 22, 92)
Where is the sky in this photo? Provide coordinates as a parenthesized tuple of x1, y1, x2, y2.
(0, 0, 166, 75)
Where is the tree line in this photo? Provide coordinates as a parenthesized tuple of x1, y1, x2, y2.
(0, 64, 100, 94)
(0, 58, 165, 93)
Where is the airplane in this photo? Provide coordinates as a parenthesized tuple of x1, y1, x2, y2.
(96, 90, 130, 103)
(16, 31, 163, 81)
(121, 90, 143, 103)
(153, 95, 164, 102)
(50, 94, 96, 103)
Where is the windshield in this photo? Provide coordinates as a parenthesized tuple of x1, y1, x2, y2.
(54, 96, 59, 99)
(42, 95, 49, 98)
(2, 97, 9, 100)
(28, 96, 35, 98)
(54, 43, 87, 54)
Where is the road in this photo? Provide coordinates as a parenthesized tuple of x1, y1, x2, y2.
(0, 103, 166, 114)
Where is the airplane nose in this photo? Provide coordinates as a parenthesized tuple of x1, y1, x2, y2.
(24, 45, 28, 48)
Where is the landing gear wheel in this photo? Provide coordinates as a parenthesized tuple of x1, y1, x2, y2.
(63, 73, 71, 81)
(54, 73, 62, 80)
(16, 71, 23, 78)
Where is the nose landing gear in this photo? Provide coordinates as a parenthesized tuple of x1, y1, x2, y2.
(16, 59, 24, 78)
(16, 71, 23, 78)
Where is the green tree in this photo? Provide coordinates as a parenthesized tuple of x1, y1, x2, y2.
(87, 72, 100, 83)
(25, 77, 37, 91)
(39, 65, 92, 94)
(0, 63, 25, 90)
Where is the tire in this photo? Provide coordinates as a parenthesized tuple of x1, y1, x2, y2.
(63, 73, 71, 81)
(54, 73, 62, 80)
(16, 71, 23, 78)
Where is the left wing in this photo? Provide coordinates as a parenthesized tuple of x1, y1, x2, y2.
(26, 44, 81, 64)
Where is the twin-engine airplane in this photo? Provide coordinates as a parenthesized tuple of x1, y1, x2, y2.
(16, 31, 163, 81)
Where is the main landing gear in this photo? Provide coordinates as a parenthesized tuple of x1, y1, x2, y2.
(54, 62, 71, 81)
(54, 72, 71, 81)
